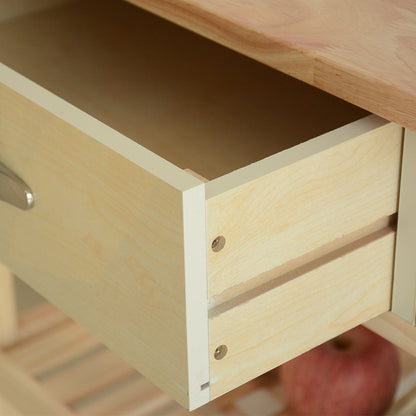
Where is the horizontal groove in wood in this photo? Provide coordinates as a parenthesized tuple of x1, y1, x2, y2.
(207, 121, 402, 297)
(210, 214, 396, 310)
(209, 231, 395, 398)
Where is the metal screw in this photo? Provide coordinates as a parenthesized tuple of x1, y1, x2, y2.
(212, 236, 226, 252)
(214, 345, 228, 360)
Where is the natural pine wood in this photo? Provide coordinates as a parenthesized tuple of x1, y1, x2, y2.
(0, 65, 209, 409)
(0, 263, 17, 346)
(126, 0, 416, 131)
(209, 230, 394, 398)
(0, 352, 73, 415)
(365, 312, 416, 358)
(207, 118, 402, 297)
(2, 302, 416, 415)
(0, 0, 366, 180)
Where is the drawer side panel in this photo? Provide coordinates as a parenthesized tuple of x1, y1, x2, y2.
(0, 80, 205, 408)
(207, 120, 402, 297)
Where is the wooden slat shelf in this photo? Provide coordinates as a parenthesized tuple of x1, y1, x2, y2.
(1, 303, 416, 416)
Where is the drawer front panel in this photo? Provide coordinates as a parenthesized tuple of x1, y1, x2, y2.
(207, 118, 402, 298)
(0, 73, 208, 408)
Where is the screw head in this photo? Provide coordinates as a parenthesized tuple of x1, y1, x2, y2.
(214, 345, 228, 360)
(212, 236, 226, 252)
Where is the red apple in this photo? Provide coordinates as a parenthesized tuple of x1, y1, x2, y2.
(281, 325, 400, 416)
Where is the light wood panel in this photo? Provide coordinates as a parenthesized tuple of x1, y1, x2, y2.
(0, 352, 73, 415)
(365, 312, 416, 358)
(6, 321, 99, 376)
(0, 263, 17, 346)
(392, 128, 416, 324)
(0, 65, 208, 409)
(126, 0, 416, 131)
(209, 230, 394, 398)
(0, 0, 366, 180)
(207, 118, 402, 297)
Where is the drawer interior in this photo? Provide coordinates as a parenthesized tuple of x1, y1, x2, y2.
(0, 0, 367, 180)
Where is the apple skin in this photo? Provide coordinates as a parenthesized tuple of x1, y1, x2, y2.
(281, 325, 400, 416)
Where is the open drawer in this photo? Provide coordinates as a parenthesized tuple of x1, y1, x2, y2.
(0, 0, 403, 410)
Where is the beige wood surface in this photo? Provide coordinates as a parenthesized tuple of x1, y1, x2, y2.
(126, 0, 416, 132)
(0, 66, 209, 408)
(0, 352, 73, 415)
(207, 118, 402, 297)
(392, 128, 416, 324)
(209, 230, 395, 398)
(0, 263, 17, 346)
(0, 0, 366, 180)
(0, 395, 23, 416)
(365, 312, 416, 358)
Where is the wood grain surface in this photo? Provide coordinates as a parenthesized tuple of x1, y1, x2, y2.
(126, 0, 416, 131)
(209, 230, 395, 398)
(0, 66, 209, 409)
(207, 118, 402, 297)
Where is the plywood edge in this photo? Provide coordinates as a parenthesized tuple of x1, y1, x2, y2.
(0, 63, 202, 192)
(206, 114, 388, 198)
(183, 183, 210, 409)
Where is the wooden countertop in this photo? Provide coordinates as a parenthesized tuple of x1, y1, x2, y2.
(126, 0, 416, 131)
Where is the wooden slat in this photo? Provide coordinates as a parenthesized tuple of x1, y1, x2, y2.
(6, 321, 99, 376)
(42, 349, 136, 405)
(209, 230, 394, 398)
(126, 0, 416, 132)
(0, 64, 209, 408)
(16, 302, 69, 343)
(0, 263, 17, 346)
(207, 118, 402, 297)
(0, 0, 366, 180)
(0, 351, 73, 415)
(77, 376, 172, 416)
(365, 312, 416, 358)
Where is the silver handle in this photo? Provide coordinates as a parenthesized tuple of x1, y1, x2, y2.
(0, 161, 34, 210)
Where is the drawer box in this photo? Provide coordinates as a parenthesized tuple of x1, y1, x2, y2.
(0, 0, 403, 409)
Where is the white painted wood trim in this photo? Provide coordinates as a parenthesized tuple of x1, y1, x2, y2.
(392, 128, 416, 324)
(183, 184, 210, 409)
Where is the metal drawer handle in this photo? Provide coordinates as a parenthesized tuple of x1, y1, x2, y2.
(0, 161, 34, 210)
